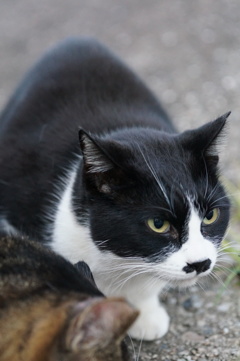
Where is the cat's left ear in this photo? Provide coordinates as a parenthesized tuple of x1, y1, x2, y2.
(180, 112, 230, 165)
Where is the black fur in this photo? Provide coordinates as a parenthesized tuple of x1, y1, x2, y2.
(0, 38, 230, 262)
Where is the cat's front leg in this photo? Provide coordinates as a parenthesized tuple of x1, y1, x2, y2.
(128, 295, 170, 341)
(95, 271, 170, 341)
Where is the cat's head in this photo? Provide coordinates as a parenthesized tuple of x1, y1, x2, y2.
(79, 113, 230, 288)
(52, 297, 138, 361)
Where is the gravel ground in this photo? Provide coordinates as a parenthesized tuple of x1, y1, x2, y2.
(128, 277, 240, 361)
(0, 1, 240, 360)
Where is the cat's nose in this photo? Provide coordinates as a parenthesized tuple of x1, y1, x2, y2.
(183, 259, 211, 275)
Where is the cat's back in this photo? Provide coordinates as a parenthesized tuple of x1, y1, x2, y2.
(0, 37, 173, 137)
(0, 38, 174, 240)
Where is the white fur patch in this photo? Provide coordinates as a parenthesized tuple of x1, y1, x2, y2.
(51, 168, 103, 267)
(128, 295, 170, 340)
(152, 203, 217, 287)
(0, 217, 20, 237)
(187, 206, 217, 266)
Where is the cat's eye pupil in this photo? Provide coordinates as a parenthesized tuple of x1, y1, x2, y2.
(206, 210, 214, 220)
(153, 218, 164, 229)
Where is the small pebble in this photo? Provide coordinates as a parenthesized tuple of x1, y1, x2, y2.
(201, 326, 214, 337)
(182, 295, 202, 311)
(181, 331, 204, 343)
(216, 303, 231, 312)
(223, 327, 229, 334)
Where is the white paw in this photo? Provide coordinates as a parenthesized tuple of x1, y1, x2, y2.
(128, 304, 170, 341)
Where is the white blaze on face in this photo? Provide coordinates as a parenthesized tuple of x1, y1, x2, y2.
(183, 205, 217, 268)
(155, 203, 217, 283)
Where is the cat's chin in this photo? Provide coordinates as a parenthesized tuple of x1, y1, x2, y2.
(174, 272, 210, 288)
(175, 277, 198, 288)
(153, 271, 202, 288)
(155, 272, 201, 289)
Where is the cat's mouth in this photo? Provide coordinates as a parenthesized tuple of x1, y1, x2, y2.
(177, 268, 212, 288)
(174, 274, 200, 288)
(153, 266, 213, 287)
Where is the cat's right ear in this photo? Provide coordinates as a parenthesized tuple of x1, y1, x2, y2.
(79, 130, 116, 174)
(64, 297, 139, 353)
(79, 129, 128, 194)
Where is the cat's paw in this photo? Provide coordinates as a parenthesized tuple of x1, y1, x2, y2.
(128, 304, 170, 341)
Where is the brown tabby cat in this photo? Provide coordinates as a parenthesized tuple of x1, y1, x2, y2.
(0, 235, 138, 361)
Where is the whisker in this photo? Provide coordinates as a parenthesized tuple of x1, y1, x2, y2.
(113, 268, 155, 292)
(211, 192, 239, 205)
(219, 249, 240, 255)
(207, 182, 220, 203)
(213, 267, 231, 278)
(137, 145, 172, 211)
(218, 247, 240, 254)
(196, 279, 207, 292)
(215, 264, 238, 274)
(127, 335, 137, 361)
(219, 241, 239, 249)
(216, 258, 237, 265)
(137, 335, 144, 361)
(203, 157, 209, 199)
(210, 271, 226, 288)
(217, 249, 237, 255)
(217, 252, 240, 258)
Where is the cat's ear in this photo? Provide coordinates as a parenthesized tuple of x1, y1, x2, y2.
(79, 129, 129, 194)
(79, 130, 116, 174)
(180, 112, 230, 165)
(64, 297, 139, 352)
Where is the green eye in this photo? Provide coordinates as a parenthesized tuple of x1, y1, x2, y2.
(203, 208, 220, 225)
(147, 218, 170, 233)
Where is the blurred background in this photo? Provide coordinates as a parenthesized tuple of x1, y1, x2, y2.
(0, 0, 239, 183)
(1, 2, 240, 359)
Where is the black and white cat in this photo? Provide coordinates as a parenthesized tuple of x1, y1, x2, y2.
(0, 38, 230, 340)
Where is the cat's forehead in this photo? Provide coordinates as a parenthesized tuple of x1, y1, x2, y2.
(123, 128, 177, 149)
(122, 133, 220, 210)
(99, 127, 222, 208)
(125, 132, 188, 174)
(116, 129, 182, 165)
